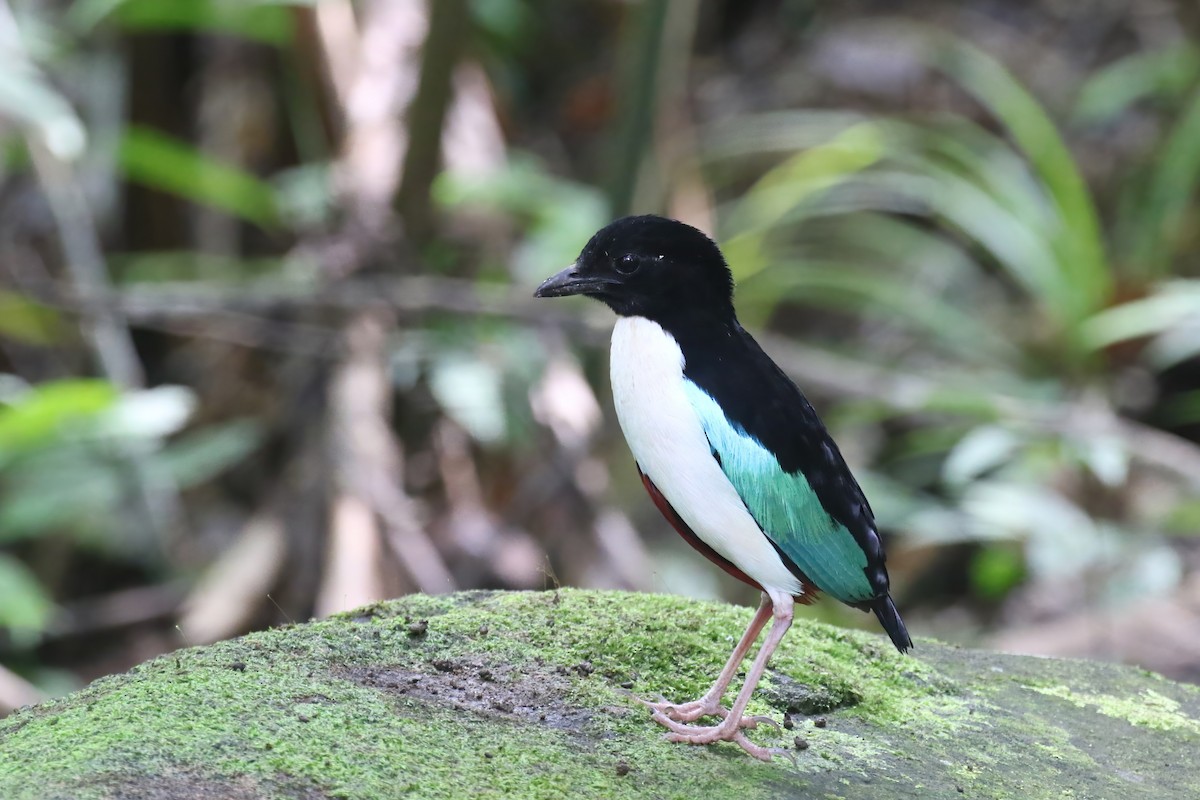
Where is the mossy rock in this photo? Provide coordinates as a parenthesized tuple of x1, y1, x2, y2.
(1, 590, 1198, 799)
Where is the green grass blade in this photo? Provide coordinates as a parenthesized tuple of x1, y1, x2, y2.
(1081, 279, 1200, 350)
(1120, 86, 1200, 279)
(1073, 43, 1200, 125)
(721, 122, 885, 282)
(95, 0, 299, 45)
(741, 258, 1015, 363)
(118, 126, 279, 228)
(924, 32, 1112, 317)
(856, 168, 1068, 316)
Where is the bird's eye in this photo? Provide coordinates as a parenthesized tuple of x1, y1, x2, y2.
(615, 254, 639, 275)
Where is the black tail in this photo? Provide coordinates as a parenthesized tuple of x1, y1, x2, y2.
(872, 595, 912, 653)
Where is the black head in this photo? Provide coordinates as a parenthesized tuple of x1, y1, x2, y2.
(534, 215, 735, 323)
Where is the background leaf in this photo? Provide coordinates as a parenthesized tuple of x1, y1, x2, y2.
(118, 126, 279, 228)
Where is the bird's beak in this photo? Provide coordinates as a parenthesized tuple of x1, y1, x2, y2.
(534, 263, 594, 298)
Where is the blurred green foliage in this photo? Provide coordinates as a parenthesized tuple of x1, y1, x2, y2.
(435, 153, 610, 283)
(67, 0, 310, 44)
(0, 0, 1198, 692)
(705, 29, 1200, 608)
(118, 126, 280, 229)
(0, 377, 262, 645)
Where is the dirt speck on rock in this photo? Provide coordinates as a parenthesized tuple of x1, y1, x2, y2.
(342, 660, 593, 734)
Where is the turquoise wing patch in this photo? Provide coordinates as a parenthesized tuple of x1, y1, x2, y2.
(683, 381, 874, 602)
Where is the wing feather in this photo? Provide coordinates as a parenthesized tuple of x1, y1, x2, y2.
(683, 382, 876, 602)
(672, 321, 910, 651)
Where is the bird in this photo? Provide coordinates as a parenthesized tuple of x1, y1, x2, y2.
(534, 215, 911, 761)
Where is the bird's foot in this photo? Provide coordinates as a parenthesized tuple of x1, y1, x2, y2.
(664, 719, 781, 762)
(641, 694, 780, 732)
(649, 706, 778, 735)
(643, 697, 781, 761)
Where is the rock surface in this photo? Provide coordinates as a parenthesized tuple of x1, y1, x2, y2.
(1, 589, 1198, 799)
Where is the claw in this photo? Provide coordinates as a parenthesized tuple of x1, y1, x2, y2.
(746, 714, 780, 732)
(776, 747, 801, 768)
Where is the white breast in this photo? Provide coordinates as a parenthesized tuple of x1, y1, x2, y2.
(609, 316, 804, 596)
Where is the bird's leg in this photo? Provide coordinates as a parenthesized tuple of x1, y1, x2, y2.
(643, 593, 772, 725)
(664, 594, 794, 761)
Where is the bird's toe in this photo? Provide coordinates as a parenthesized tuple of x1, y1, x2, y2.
(665, 727, 774, 761)
(650, 710, 694, 734)
(641, 696, 728, 723)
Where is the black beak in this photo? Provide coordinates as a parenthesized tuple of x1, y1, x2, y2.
(534, 263, 592, 298)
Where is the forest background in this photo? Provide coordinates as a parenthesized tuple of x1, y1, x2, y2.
(2, 0, 1199, 713)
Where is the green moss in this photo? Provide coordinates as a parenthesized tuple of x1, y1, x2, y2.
(1, 589, 1198, 800)
(1031, 685, 1200, 734)
(0, 592, 772, 799)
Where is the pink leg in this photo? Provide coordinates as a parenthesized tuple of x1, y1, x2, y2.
(664, 594, 794, 761)
(643, 593, 772, 725)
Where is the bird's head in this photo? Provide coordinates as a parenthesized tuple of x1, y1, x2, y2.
(534, 215, 735, 322)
